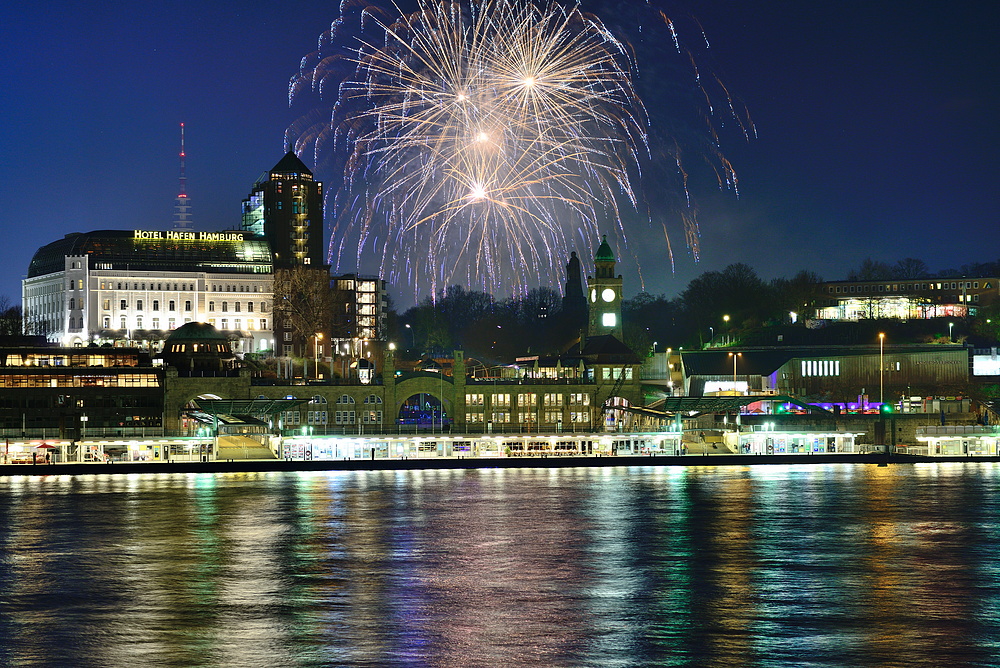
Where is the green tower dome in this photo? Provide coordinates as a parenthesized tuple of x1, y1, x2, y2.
(595, 235, 614, 262)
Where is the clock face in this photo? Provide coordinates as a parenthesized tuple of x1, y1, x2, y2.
(601, 288, 616, 303)
(590, 289, 597, 303)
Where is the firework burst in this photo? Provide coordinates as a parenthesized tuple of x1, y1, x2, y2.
(288, 0, 750, 297)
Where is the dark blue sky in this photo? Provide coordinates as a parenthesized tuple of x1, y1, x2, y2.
(1, 1, 997, 307)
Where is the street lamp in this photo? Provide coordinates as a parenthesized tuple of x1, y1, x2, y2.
(878, 332, 885, 407)
(948, 321, 954, 342)
(728, 351, 742, 395)
(723, 315, 730, 344)
(708, 326, 714, 346)
(314, 332, 323, 379)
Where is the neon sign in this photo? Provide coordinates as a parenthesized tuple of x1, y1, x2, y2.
(133, 230, 245, 241)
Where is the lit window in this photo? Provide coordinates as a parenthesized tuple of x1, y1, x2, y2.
(602, 312, 616, 327)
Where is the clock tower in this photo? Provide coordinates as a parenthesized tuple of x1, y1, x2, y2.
(587, 235, 623, 338)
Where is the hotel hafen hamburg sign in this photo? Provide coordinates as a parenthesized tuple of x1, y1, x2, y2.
(133, 230, 245, 241)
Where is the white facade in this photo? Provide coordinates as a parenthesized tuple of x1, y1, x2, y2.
(23, 255, 274, 353)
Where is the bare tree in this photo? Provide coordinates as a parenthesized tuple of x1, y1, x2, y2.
(272, 267, 334, 345)
(893, 258, 930, 279)
(846, 258, 894, 281)
(0, 295, 23, 337)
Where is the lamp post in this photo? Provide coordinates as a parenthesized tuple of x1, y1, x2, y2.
(728, 352, 742, 395)
(878, 332, 885, 407)
(948, 321, 954, 342)
(708, 327, 714, 347)
(723, 314, 730, 345)
(314, 332, 323, 379)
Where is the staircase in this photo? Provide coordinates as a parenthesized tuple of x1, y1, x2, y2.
(215, 435, 277, 460)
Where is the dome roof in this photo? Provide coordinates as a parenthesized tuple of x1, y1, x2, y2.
(595, 235, 614, 262)
(163, 322, 230, 343)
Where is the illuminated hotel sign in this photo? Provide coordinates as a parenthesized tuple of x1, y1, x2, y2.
(133, 230, 245, 241)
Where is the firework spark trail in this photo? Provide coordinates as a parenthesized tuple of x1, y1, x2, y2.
(288, 0, 751, 298)
(286, 0, 646, 297)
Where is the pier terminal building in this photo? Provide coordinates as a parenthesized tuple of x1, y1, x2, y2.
(11, 151, 1000, 462)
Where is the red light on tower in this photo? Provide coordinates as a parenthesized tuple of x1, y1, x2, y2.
(174, 122, 192, 231)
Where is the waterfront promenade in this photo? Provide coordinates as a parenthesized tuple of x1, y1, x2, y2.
(1, 452, 996, 476)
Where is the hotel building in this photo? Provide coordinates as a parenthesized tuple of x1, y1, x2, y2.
(22, 229, 274, 352)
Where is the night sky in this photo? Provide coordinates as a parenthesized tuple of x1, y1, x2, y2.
(1, 1, 997, 307)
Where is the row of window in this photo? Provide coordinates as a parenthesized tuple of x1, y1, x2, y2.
(210, 284, 267, 293)
(100, 282, 196, 291)
(94, 282, 270, 293)
(282, 410, 383, 425)
(800, 360, 841, 377)
(102, 316, 191, 330)
(798, 359, 901, 377)
(0, 374, 160, 388)
(464, 392, 592, 407)
(328, 395, 383, 405)
(207, 301, 267, 313)
(466, 410, 590, 423)
(98, 316, 269, 332)
(830, 281, 985, 294)
(94, 299, 270, 313)
(206, 319, 267, 331)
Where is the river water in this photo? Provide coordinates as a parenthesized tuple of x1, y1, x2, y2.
(2, 463, 1000, 667)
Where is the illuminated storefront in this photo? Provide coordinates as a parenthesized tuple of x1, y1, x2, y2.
(914, 426, 1000, 456)
(738, 427, 864, 454)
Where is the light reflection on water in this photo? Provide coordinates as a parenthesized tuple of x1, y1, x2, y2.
(2, 464, 1000, 666)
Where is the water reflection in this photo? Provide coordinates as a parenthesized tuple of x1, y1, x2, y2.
(1, 464, 1000, 666)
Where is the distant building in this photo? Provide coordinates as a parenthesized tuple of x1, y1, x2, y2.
(680, 344, 971, 407)
(331, 274, 387, 341)
(814, 277, 995, 321)
(243, 151, 327, 359)
(329, 273, 388, 375)
(22, 230, 274, 352)
(242, 151, 325, 269)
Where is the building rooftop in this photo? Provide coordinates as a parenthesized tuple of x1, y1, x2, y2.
(27, 230, 272, 278)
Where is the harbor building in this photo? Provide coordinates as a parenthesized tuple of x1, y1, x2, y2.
(22, 229, 274, 353)
(814, 277, 998, 321)
(0, 342, 164, 440)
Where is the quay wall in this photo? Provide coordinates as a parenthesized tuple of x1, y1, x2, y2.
(2, 453, 996, 477)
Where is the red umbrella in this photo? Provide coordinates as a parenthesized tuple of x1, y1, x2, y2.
(35, 443, 56, 449)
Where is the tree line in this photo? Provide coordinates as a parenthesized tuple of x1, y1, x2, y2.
(393, 255, 1000, 360)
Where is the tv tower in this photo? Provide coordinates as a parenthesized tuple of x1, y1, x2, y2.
(173, 122, 193, 231)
